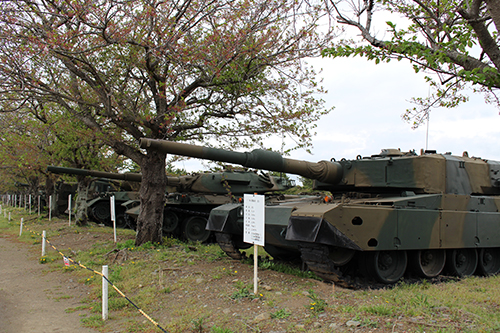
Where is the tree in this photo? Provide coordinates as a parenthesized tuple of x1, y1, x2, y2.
(324, 0, 500, 127)
(0, 0, 334, 245)
(0, 102, 126, 223)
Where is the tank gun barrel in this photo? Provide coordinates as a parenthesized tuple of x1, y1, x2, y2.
(139, 138, 343, 184)
(47, 166, 143, 183)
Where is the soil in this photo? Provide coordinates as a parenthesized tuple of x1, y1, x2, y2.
(0, 235, 97, 333)
(1, 217, 469, 333)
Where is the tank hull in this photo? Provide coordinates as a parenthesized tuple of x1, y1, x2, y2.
(139, 138, 500, 285)
(207, 195, 322, 260)
(287, 194, 500, 250)
(284, 193, 500, 286)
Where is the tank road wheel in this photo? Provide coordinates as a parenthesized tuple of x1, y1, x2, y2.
(477, 248, 500, 276)
(91, 202, 111, 225)
(162, 211, 179, 234)
(182, 216, 210, 243)
(366, 251, 407, 284)
(410, 250, 446, 279)
(329, 247, 356, 266)
(115, 213, 128, 229)
(445, 249, 478, 277)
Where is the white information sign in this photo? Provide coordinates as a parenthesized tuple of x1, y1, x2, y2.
(243, 194, 265, 246)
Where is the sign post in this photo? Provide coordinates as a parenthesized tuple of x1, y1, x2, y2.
(243, 194, 265, 295)
(110, 196, 116, 243)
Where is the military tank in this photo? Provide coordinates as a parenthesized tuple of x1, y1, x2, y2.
(139, 138, 500, 286)
(47, 166, 141, 227)
(124, 169, 295, 243)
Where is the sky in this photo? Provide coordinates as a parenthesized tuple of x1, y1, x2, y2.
(173, 54, 500, 175)
(287, 56, 500, 163)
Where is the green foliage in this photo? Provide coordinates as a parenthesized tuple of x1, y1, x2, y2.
(306, 290, 327, 315)
(109, 266, 123, 283)
(80, 314, 105, 328)
(210, 327, 234, 333)
(248, 257, 318, 279)
(116, 239, 135, 250)
(191, 317, 206, 332)
(271, 308, 292, 319)
(230, 281, 254, 300)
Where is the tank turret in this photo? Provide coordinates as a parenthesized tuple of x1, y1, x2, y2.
(141, 138, 500, 287)
(139, 139, 500, 196)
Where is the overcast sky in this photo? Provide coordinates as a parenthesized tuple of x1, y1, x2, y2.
(173, 54, 500, 174)
(286, 56, 500, 163)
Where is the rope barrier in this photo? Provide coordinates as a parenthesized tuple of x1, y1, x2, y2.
(18, 219, 168, 333)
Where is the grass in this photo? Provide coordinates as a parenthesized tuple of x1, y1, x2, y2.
(3, 207, 500, 332)
(306, 289, 328, 315)
(270, 308, 292, 319)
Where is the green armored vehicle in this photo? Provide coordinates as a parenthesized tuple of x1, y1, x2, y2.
(125, 169, 295, 243)
(140, 138, 500, 286)
(47, 166, 141, 227)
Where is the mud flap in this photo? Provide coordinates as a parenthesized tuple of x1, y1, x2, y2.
(286, 216, 361, 250)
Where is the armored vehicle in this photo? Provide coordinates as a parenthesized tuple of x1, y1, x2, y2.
(47, 166, 141, 227)
(140, 138, 500, 286)
(125, 169, 295, 243)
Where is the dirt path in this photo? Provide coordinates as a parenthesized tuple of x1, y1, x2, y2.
(0, 235, 97, 333)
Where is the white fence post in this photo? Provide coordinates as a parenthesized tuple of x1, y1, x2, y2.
(68, 194, 72, 226)
(102, 265, 109, 320)
(19, 218, 23, 236)
(42, 230, 46, 256)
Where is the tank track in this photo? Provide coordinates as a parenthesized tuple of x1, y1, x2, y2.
(215, 232, 246, 260)
(299, 243, 362, 289)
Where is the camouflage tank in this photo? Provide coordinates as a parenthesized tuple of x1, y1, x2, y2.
(139, 138, 500, 286)
(125, 169, 295, 243)
(47, 166, 141, 227)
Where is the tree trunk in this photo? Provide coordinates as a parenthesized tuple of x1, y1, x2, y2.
(74, 176, 90, 226)
(135, 150, 167, 246)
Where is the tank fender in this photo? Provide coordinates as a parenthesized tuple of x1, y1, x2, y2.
(286, 216, 362, 251)
(206, 203, 242, 234)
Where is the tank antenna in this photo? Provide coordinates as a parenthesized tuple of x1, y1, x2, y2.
(425, 111, 429, 151)
(425, 86, 430, 151)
